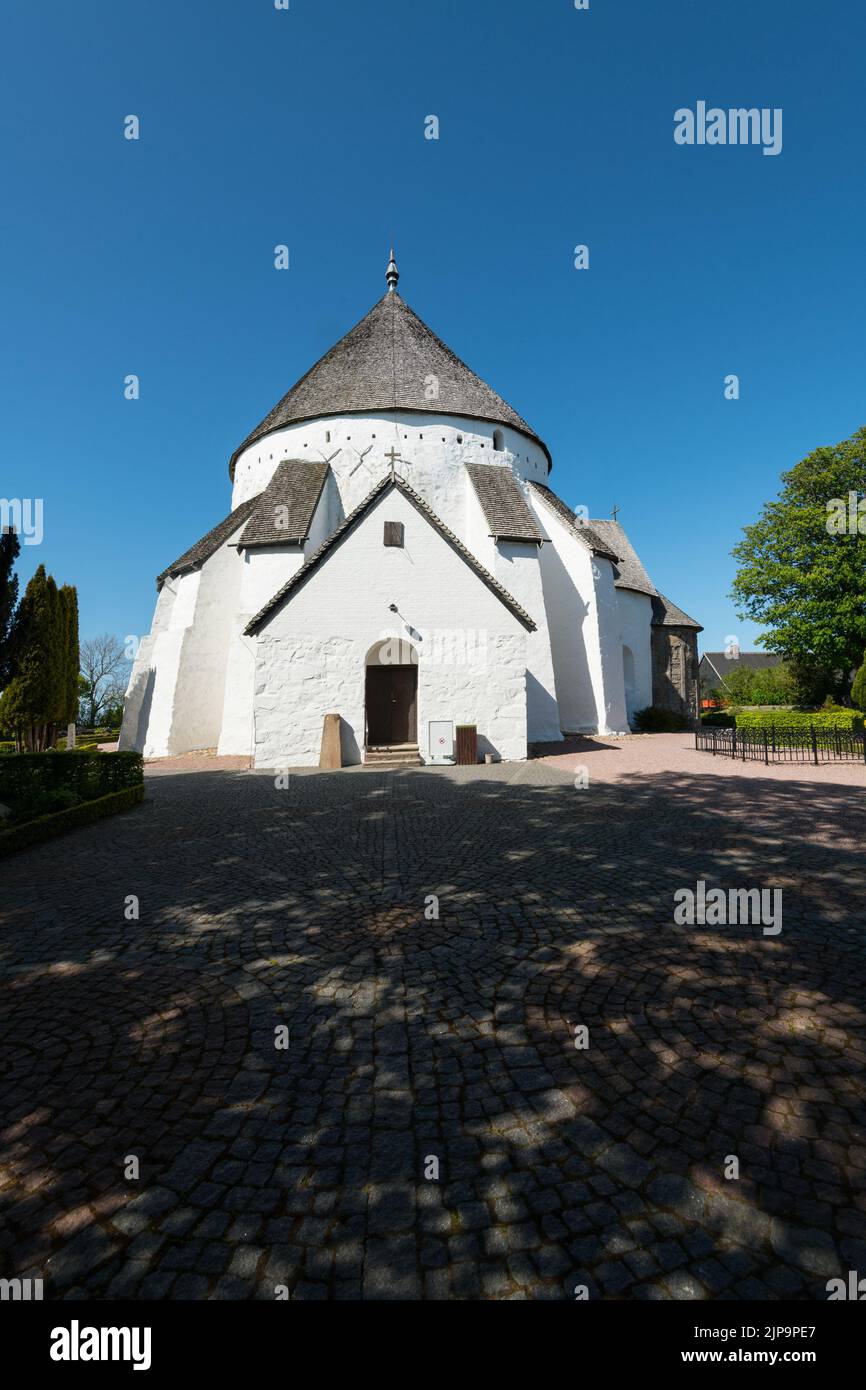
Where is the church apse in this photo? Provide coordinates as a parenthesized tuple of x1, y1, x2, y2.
(651, 627, 701, 724)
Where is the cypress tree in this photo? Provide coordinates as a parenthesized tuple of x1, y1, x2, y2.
(2, 570, 36, 748)
(59, 585, 80, 728)
(0, 526, 20, 688)
(3, 566, 56, 749)
(61, 581, 79, 722)
(1, 568, 80, 749)
(47, 573, 64, 748)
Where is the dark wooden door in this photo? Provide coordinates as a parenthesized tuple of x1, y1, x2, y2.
(388, 666, 417, 743)
(366, 665, 417, 745)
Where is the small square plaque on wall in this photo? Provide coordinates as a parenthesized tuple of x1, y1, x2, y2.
(383, 521, 404, 547)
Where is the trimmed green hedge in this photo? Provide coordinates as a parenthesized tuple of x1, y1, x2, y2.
(51, 730, 120, 751)
(0, 749, 143, 806)
(0, 784, 145, 857)
(701, 711, 736, 728)
(735, 708, 864, 734)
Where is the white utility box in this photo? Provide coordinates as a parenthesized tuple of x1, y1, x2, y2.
(428, 720, 455, 764)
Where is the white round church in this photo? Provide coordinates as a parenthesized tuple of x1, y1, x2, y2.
(120, 253, 701, 768)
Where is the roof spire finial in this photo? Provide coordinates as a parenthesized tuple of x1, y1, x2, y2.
(386, 246, 399, 292)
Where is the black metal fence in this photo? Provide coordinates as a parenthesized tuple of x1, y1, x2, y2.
(696, 725, 866, 765)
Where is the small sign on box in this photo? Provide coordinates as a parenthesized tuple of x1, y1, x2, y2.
(428, 721, 454, 764)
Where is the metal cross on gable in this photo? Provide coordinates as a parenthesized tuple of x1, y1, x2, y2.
(384, 445, 415, 483)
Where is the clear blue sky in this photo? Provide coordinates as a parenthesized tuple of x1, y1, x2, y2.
(4, 0, 865, 655)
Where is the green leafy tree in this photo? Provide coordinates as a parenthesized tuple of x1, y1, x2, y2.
(0, 526, 21, 687)
(100, 699, 126, 730)
(788, 657, 848, 708)
(852, 650, 866, 712)
(721, 662, 796, 706)
(731, 426, 866, 699)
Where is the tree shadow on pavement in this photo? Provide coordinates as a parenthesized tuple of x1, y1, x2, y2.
(0, 762, 864, 1300)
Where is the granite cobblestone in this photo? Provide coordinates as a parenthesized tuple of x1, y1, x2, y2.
(1, 753, 864, 1299)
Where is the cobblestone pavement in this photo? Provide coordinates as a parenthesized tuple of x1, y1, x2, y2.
(1, 755, 865, 1300)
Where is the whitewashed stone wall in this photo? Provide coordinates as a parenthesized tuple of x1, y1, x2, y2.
(217, 485, 331, 755)
(251, 486, 528, 768)
(231, 411, 550, 544)
(119, 576, 193, 758)
(529, 494, 629, 734)
(592, 556, 631, 734)
(462, 477, 561, 743)
(615, 589, 654, 722)
(168, 529, 245, 753)
(121, 521, 247, 757)
(464, 479, 496, 571)
(125, 402, 657, 761)
(492, 541, 561, 744)
(120, 583, 174, 754)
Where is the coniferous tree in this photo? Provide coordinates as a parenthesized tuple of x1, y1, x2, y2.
(3, 566, 59, 750)
(45, 576, 64, 748)
(2, 570, 82, 748)
(0, 526, 20, 688)
(59, 585, 80, 729)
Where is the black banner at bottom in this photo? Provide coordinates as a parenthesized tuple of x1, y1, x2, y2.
(6, 1295, 861, 1377)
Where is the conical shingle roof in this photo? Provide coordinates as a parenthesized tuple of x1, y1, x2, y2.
(229, 285, 550, 477)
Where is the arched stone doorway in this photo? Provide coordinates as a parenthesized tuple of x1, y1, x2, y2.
(365, 639, 419, 748)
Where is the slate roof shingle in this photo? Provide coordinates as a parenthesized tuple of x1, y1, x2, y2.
(526, 482, 619, 561)
(156, 496, 261, 590)
(238, 459, 329, 548)
(465, 464, 544, 543)
(245, 473, 536, 636)
(586, 517, 657, 595)
(229, 290, 550, 477)
(651, 592, 702, 630)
